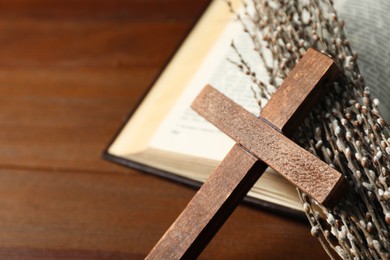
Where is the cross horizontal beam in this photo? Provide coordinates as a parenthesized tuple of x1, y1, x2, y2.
(147, 48, 346, 259)
(193, 85, 345, 205)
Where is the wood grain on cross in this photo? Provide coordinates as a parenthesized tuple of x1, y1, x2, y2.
(147, 48, 347, 259)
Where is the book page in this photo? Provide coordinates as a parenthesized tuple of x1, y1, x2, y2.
(335, 0, 390, 122)
(151, 0, 390, 162)
(150, 13, 269, 161)
(107, 0, 243, 157)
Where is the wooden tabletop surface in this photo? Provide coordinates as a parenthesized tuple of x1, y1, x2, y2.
(0, 0, 329, 259)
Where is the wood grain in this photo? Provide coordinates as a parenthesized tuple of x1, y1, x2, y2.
(194, 85, 345, 205)
(148, 49, 341, 258)
(0, 0, 329, 259)
(147, 144, 267, 259)
(260, 48, 340, 134)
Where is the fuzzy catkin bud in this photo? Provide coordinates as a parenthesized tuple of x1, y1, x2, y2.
(373, 240, 381, 251)
(356, 170, 362, 179)
(386, 213, 390, 224)
(378, 188, 384, 197)
(367, 222, 373, 233)
(345, 131, 351, 141)
(311, 226, 320, 237)
(303, 203, 310, 213)
(384, 191, 390, 200)
(327, 213, 335, 225)
(335, 246, 348, 259)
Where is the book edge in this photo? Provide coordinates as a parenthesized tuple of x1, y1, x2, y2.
(102, 0, 305, 220)
(102, 151, 305, 220)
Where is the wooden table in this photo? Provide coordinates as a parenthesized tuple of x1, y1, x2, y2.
(0, 1, 329, 259)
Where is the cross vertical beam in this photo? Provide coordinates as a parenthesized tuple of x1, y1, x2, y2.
(147, 48, 344, 259)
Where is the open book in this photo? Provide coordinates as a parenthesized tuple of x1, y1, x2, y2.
(104, 0, 390, 215)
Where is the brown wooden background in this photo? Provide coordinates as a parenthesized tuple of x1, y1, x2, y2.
(0, 0, 329, 259)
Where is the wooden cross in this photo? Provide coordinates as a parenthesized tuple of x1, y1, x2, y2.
(147, 48, 347, 259)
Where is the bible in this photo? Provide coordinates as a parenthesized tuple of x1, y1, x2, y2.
(103, 0, 390, 215)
